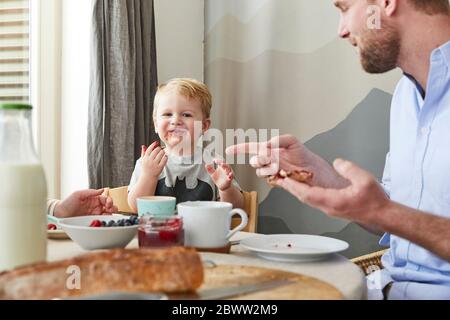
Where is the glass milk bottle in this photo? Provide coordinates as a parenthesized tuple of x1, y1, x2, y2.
(0, 103, 47, 272)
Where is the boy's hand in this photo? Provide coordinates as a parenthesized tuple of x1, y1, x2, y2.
(206, 159, 234, 191)
(141, 141, 168, 178)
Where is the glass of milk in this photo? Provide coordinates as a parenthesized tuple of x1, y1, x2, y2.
(0, 103, 47, 272)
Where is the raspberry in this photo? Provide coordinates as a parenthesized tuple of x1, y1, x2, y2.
(89, 220, 103, 227)
(47, 223, 57, 230)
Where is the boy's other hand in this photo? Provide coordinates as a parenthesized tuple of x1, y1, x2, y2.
(141, 141, 168, 178)
(206, 159, 234, 191)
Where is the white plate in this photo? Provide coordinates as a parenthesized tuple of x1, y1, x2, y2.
(240, 234, 349, 262)
(47, 215, 70, 239)
(47, 229, 70, 240)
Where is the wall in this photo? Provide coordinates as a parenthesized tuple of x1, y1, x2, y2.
(205, 0, 402, 257)
(205, 0, 401, 198)
(59, 0, 204, 198)
(154, 0, 204, 83)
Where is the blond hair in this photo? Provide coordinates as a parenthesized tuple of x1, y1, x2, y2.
(153, 78, 212, 118)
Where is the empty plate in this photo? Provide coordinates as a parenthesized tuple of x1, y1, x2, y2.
(240, 234, 349, 262)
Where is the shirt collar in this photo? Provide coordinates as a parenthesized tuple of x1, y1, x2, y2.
(431, 39, 450, 68)
(404, 72, 425, 98)
(402, 39, 450, 96)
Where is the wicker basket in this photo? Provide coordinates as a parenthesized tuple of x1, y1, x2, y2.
(351, 249, 389, 275)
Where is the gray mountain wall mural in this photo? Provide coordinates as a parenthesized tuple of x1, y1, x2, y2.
(205, 0, 401, 257)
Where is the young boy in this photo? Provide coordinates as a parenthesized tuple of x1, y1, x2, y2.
(128, 78, 244, 211)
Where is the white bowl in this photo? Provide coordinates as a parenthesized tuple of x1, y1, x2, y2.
(58, 215, 138, 250)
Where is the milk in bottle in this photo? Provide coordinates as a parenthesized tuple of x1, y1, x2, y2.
(0, 103, 47, 272)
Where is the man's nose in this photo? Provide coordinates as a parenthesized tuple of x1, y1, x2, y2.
(338, 20, 350, 38)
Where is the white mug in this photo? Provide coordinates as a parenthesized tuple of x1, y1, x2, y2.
(177, 201, 248, 248)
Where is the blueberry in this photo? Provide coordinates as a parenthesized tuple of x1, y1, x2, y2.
(107, 220, 115, 227)
(101, 221, 106, 227)
(118, 220, 125, 226)
(124, 221, 131, 226)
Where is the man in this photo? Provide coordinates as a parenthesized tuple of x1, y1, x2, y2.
(48, 189, 117, 218)
(227, 0, 450, 299)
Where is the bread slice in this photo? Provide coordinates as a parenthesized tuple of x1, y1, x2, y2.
(0, 247, 203, 300)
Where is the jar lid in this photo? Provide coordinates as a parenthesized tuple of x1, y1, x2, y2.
(0, 103, 32, 110)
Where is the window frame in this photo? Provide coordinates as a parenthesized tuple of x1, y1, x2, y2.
(30, 0, 62, 199)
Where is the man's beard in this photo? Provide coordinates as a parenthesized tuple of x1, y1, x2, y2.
(358, 21, 401, 74)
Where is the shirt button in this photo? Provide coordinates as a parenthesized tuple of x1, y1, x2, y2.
(421, 127, 429, 135)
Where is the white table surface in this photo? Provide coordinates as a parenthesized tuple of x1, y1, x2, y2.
(47, 232, 367, 300)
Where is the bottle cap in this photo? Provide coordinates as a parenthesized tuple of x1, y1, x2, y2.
(0, 103, 32, 110)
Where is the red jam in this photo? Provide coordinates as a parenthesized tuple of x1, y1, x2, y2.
(138, 216, 184, 248)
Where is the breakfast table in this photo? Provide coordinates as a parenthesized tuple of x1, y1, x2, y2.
(47, 232, 367, 300)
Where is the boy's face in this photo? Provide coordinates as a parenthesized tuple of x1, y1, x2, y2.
(154, 91, 211, 151)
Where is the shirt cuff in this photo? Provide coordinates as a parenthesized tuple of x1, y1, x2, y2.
(379, 233, 391, 247)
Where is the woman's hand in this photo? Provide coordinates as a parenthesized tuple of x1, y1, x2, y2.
(54, 189, 118, 218)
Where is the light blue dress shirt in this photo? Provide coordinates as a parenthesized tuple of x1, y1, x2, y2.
(370, 40, 450, 299)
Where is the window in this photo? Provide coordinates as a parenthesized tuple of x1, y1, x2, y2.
(0, 0, 30, 102)
(0, 0, 63, 198)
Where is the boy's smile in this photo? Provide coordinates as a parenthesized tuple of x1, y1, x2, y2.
(167, 127, 189, 136)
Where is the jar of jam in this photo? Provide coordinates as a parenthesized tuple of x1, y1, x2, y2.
(138, 215, 184, 248)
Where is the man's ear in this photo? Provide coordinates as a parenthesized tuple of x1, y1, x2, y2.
(202, 118, 211, 133)
(381, 0, 398, 17)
